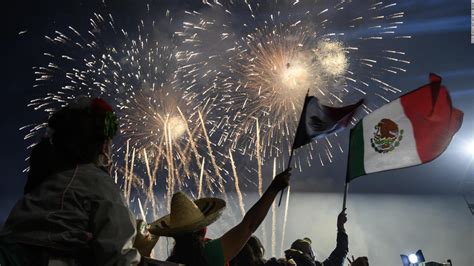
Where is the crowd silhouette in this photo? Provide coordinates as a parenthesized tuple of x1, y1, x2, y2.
(0, 97, 369, 266)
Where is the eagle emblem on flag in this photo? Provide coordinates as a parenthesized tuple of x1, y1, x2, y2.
(370, 118, 404, 153)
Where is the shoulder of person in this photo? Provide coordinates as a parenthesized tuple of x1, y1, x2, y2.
(70, 164, 123, 201)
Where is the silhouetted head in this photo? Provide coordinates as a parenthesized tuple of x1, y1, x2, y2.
(285, 237, 316, 266)
(25, 97, 118, 193)
(167, 231, 208, 266)
(230, 235, 265, 266)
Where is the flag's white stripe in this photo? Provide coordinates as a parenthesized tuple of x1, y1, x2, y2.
(362, 98, 422, 173)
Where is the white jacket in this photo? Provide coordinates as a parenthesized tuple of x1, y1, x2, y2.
(2, 164, 140, 265)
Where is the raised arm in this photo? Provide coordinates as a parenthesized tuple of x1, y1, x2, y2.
(323, 208, 349, 266)
(220, 168, 291, 262)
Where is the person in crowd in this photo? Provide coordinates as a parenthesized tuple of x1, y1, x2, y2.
(284, 237, 316, 266)
(264, 257, 296, 266)
(347, 256, 369, 266)
(0, 97, 156, 265)
(149, 168, 292, 266)
(229, 235, 297, 266)
(284, 208, 348, 266)
(229, 235, 265, 266)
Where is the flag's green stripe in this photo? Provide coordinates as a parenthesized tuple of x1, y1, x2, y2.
(347, 122, 366, 181)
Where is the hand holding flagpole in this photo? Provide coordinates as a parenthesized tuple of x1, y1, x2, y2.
(342, 130, 352, 211)
(277, 89, 309, 207)
(278, 147, 295, 206)
(342, 182, 349, 210)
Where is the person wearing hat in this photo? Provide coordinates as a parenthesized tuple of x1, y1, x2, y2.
(0, 97, 155, 265)
(149, 168, 292, 266)
(284, 209, 348, 266)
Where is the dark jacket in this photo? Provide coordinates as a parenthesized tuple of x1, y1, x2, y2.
(314, 231, 348, 266)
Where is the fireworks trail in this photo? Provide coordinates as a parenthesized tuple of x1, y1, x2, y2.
(165, 123, 175, 205)
(177, 107, 212, 193)
(280, 186, 291, 255)
(124, 139, 130, 196)
(198, 158, 206, 198)
(255, 117, 267, 247)
(138, 198, 146, 221)
(229, 149, 246, 217)
(256, 118, 263, 196)
(271, 157, 277, 257)
(198, 110, 226, 195)
(123, 145, 137, 202)
(143, 149, 159, 219)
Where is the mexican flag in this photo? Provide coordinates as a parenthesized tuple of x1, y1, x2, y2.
(347, 73, 463, 181)
(292, 96, 364, 150)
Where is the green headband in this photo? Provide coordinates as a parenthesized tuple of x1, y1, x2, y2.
(104, 111, 118, 139)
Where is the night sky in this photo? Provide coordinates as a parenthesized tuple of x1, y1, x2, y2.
(1, 0, 473, 224)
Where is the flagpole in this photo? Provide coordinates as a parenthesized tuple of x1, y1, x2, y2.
(277, 148, 295, 206)
(342, 129, 353, 210)
(342, 182, 349, 210)
(278, 89, 309, 207)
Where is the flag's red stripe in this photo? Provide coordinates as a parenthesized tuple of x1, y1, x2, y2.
(400, 83, 463, 163)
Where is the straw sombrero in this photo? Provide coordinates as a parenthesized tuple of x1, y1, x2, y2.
(149, 192, 226, 236)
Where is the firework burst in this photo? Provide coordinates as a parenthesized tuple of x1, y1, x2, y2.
(178, 0, 411, 168)
(24, 2, 235, 218)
